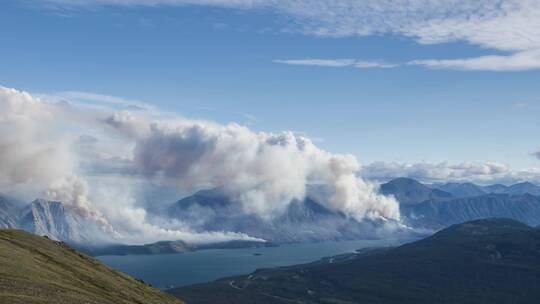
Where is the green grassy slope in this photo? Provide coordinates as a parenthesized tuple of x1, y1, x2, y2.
(0, 229, 183, 304)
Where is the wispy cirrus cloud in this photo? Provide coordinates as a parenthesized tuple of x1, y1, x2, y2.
(273, 59, 398, 69)
(41, 1, 540, 48)
(409, 49, 540, 71)
(37, 91, 156, 111)
(274, 52, 540, 71)
(33, 1, 540, 71)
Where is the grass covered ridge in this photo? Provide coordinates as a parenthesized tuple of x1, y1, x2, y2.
(0, 229, 183, 304)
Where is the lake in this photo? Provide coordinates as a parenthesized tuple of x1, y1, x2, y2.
(98, 238, 411, 289)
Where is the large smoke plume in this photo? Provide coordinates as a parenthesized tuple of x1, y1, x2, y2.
(0, 85, 399, 243)
(105, 113, 400, 220)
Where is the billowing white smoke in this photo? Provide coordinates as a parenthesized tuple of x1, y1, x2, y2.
(44, 175, 118, 235)
(106, 112, 400, 221)
(0, 86, 260, 244)
(0, 87, 74, 194)
(0, 87, 116, 235)
(0, 85, 400, 244)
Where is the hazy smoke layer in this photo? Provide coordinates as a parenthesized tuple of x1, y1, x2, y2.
(0, 85, 399, 243)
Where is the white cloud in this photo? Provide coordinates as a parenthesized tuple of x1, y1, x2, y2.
(273, 59, 398, 69)
(362, 161, 540, 185)
(237, 112, 257, 124)
(275, 52, 540, 71)
(409, 49, 540, 71)
(274, 59, 356, 67)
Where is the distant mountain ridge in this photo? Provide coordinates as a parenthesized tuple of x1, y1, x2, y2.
(483, 182, 540, 196)
(77, 239, 277, 256)
(380, 177, 453, 204)
(381, 178, 540, 230)
(381, 178, 540, 204)
(401, 193, 540, 229)
(432, 182, 486, 197)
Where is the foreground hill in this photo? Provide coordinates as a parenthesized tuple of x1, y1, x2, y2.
(0, 230, 183, 304)
(170, 218, 540, 304)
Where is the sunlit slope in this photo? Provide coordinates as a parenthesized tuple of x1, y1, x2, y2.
(0, 229, 183, 304)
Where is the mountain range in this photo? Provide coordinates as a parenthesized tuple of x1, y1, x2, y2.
(382, 177, 540, 202)
(170, 218, 540, 304)
(161, 179, 540, 243)
(380, 178, 540, 229)
(1, 178, 540, 252)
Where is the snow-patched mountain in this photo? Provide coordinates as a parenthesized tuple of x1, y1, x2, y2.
(0, 195, 20, 229)
(166, 188, 408, 243)
(0, 198, 101, 244)
(18, 199, 92, 243)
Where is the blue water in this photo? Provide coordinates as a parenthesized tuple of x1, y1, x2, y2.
(97, 238, 410, 289)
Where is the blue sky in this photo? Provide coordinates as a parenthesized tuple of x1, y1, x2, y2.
(1, 0, 539, 171)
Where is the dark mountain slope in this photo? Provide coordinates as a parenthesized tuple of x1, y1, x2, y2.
(170, 218, 540, 304)
(506, 182, 540, 195)
(401, 193, 540, 229)
(380, 177, 453, 204)
(0, 229, 183, 304)
(483, 182, 540, 196)
(433, 182, 486, 197)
